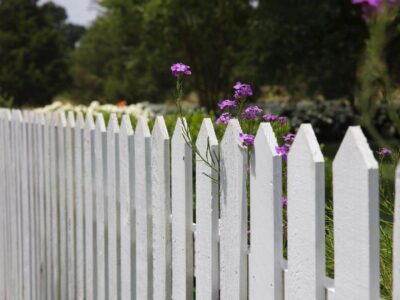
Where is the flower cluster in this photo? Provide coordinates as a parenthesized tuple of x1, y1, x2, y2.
(170, 63, 192, 77)
(275, 132, 296, 160)
(377, 147, 392, 157)
(216, 81, 290, 147)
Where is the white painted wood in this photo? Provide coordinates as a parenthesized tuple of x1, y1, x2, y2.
(194, 118, 219, 300)
(119, 115, 134, 300)
(37, 113, 47, 299)
(20, 111, 32, 300)
(134, 117, 153, 300)
(151, 116, 172, 300)
(84, 112, 96, 300)
(128, 117, 136, 300)
(249, 123, 283, 300)
(0, 111, 7, 299)
(219, 119, 248, 300)
(94, 113, 107, 300)
(107, 113, 119, 300)
(66, 112, 76, 300)
(74, 112, 85, 300)
(57, 111, 68, 300)
(394, 162, 400, 300)
(25, 112, 36, 300)
(44, 113, 53, 300)
(333, 126, 379, 299)
(171, 118, 193, 300)
(286, 124, 325, 300)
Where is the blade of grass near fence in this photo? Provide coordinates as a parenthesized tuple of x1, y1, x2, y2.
(57, 111, 68, 300)
(249, 123, 283, 299)
(333, 126, 379, 299)
(134, 117, 152, 300)
(194, 118, 219, 300)
(220, 119, 248, 300)
(95, 113, 107, 300)
(393, 162, 400, 299)
(286, 124, 325, 300)
(171, 118, 194, 300)
(66, 112, 75, 300)
(74, 112, 85, 300)
(107, 113, 119, 300)
(119, 115, 134, 300)
(151, 116, 172, 299)
(84, 113, 96, 300)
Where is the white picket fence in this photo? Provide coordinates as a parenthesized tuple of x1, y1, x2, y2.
(0, 109, 399, 300)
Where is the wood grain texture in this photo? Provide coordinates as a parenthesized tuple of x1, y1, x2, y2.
(333, 126, 379, 299)
(134, 117, 153, 300)
(219, 119, 248, 300)
(171, 118, 193, 300)
(194, 118, 219, 300)
(119, 115, 134, 300)
(151, 116, 172, 300)
(286, 124, 325, 300)
(94, 113, 107, 300)
(249, 123, 283, 300)
(107, 113, 120, 300)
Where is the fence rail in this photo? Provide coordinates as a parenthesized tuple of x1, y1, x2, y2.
(0, 109, 399, 300)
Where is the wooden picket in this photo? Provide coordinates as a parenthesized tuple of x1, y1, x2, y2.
(134, 116, 152, 300)
(94, 113, 107, 300)
(286, 124, 325, 300)
(0, 111, 399, 300)
(249, 123, 283, 299)
(171, 118, 194, 300)
(220, 119, 248, 300)
(333, 126, 380, 299)
(194, 118, 219, 300)
(151, 116, 172, 300)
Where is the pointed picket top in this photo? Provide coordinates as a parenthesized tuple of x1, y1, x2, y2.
(333, 126, 379, 299)
(84, 112, 95, 131)
(95, 113, 106, 132)
(3, 109, 11, 121)
(254, 122, 279, 157)
(152, 115, 169, 140)
(194, 118, 219, 300)
(221, 118, 243, 149)
(135, 116, 151, 140)
(249, 122, 282, 299)
(13, 109, 23, 122)
(286, 123, 325, 300)
(120, 114, 133, 136)
(172, 117, 189, 145)
(334, 126, 378, 170)
(195, 118, 218, 150)
(289, 123, 323, 163)
(57, 111, 67, 128)
(76, 111, 85, 129)
(107, 113, 119, 134)
(67, 111, 75, 128)
(394, 161, 400, 299)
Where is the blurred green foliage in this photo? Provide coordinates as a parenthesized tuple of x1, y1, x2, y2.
(0, 0, 85, 106)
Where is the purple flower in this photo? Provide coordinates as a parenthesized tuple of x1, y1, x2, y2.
(275, 144, 291, 160)
(352, 0, 380, 7)
(283, 133, 296, 143)
(233, 82, 253, 99)
(170, 63, 192, 76)
(218, 99, 237, 110)
(216, 112, 231, 125)
(281, 197, 288, 206)
(263, 113, 278, 122)
(377, 147, 392, 156)
(242, 106, 263, 119)
(278, 116, 287, 124)
(239, 133, 255, 146)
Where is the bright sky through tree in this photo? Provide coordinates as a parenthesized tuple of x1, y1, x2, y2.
(38, 0, 101, 26)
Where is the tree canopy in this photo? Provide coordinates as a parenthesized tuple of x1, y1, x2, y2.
(0, 0, 85, 106)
